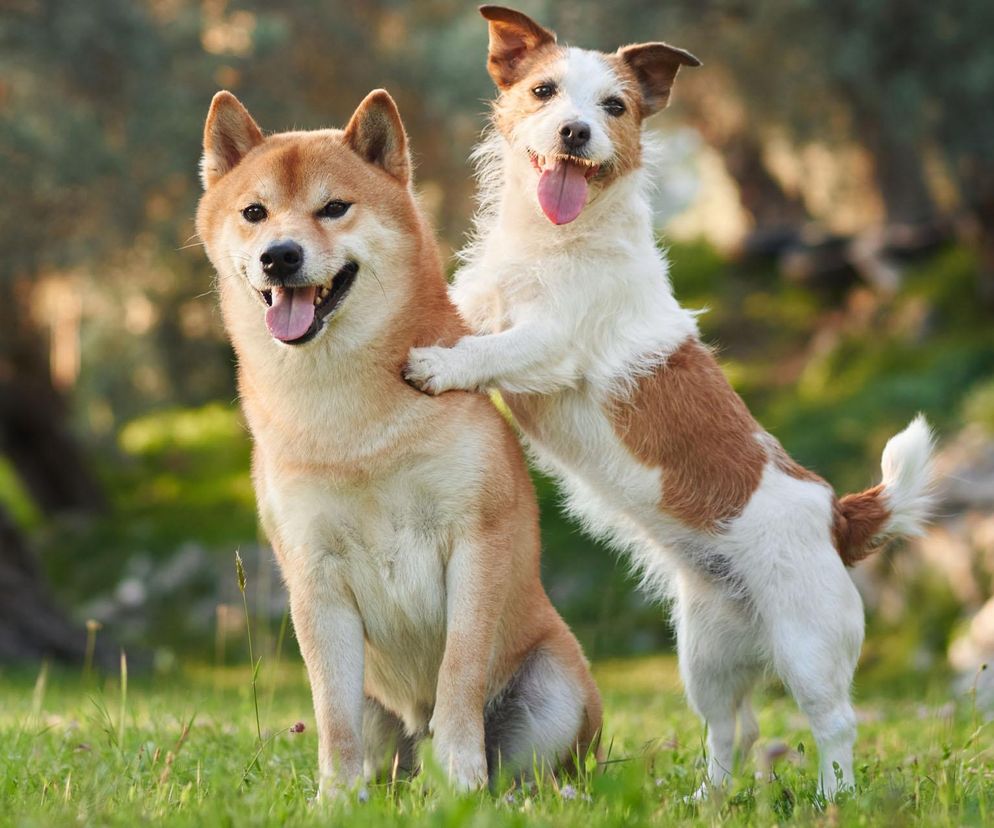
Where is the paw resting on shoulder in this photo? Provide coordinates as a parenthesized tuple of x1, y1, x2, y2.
(405, 344, 479, 396)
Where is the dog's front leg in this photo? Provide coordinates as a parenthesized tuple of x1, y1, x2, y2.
(430, 534, 510, 789)
(286, 575, 365, 800)
(406, 322, 576, 396)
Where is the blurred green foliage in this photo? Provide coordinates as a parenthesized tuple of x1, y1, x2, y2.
(1, 1, 993, 665)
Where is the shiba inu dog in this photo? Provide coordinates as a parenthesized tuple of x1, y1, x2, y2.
(196, 88, 601, 796)
(404, 6, 936, 798)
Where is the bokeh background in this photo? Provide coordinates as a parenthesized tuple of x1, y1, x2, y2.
(2, 0, 993, 706)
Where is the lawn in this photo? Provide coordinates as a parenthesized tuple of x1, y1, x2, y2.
(1, 654, 991, 827)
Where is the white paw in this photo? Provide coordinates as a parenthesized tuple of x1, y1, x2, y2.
(683, 781, 710, 804)
(315, 777, 366, 804)
(684, 777, 729, 805)
(432, 735, 488, 791)
(405, 346, 462, 396)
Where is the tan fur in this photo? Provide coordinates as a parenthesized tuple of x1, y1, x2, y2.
(608, 338, 767, 531)
(489, 44, 567, 136)
(832, 484, 891, 566)
(481, 4, 558, 88)
(197, 90, 600, 793)
(615, 42, 701, 116)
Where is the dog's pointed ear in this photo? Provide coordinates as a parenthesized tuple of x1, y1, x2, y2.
(201, 91, 264, 189)
(479, 5, 557, 88)
(617, 42, 701, 117)
(343, 89, 410, 184)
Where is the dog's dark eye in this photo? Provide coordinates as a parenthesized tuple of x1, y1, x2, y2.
(242, 204, 267, 223)
(532, 83, 556, 101)
(602, 97, 626, 117)
(318, 200, 352, 219)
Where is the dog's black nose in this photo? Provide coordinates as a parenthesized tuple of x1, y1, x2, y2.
(260, 241, 303, 281)
(558, 120, 591, 151)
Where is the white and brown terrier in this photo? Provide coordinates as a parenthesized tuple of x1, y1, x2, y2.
(406, 6, 935, 798)
(197, 88, 601, 797)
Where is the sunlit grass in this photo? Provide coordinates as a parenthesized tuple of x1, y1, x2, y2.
(1, 655, 991, 826)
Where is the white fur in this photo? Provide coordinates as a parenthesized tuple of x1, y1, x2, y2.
(408, 46, 936, 800)
(880, 414, 936, 537)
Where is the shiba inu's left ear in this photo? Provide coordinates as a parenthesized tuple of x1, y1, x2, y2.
(344, 89, 410, 184)
(617, 43, 701, 117)
(201, 91, 264, 189)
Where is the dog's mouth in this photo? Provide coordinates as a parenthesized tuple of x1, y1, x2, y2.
(259, 260, 359, 345)
(527, 150, 600, 226)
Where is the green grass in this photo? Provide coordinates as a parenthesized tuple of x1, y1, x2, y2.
(1, 655, 991, 827)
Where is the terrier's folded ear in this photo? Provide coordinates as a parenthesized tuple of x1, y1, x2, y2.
(479, 5, 557, 88)
(617, 43, 701, 117)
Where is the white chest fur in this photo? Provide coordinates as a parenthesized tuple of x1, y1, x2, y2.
(258, 435, 484, 721)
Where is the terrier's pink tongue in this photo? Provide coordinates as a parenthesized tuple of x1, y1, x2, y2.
(265, 286, 317, 342)
(537, 159, 589, 225)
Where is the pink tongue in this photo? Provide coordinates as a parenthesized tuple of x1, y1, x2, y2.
(537, 159, 589, 225)
(265, 286, 318, 342)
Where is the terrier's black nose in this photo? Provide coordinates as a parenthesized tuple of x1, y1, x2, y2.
(260, 241, 303, 282)
(558, 120, 591, 151)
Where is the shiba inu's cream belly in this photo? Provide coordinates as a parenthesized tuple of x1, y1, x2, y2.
(261, 463, 465, 730)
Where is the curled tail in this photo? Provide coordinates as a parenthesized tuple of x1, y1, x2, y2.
(833, 415, 936, 566)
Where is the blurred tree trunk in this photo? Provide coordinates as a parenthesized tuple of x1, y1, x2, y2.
(852, 110, 936, 227)
(970, 187, 994, 306)
(0, 289, 106, 663)
(0, 503, 98, 663)
(719, 133, 809, 230)
(684, 102, 809, 253)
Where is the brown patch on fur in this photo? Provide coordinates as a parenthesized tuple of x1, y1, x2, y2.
(274, 144, 303, 193)
(598, 54, 654, 180)
(609, 338, 766, 531)
(832, 485, 890, 566)
(489, 43, 568, 138)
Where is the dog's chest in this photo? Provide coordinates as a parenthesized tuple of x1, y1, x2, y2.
(267, 472, 452, 650)
(344, 495, 448, 650)
(336, 490, 449, 641)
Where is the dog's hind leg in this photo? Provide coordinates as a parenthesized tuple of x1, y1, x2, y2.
(362, 698, 419, 782)
(674, 572, 761, 798)
(765, 552, 864, 799)
(483, 637, 601, 785)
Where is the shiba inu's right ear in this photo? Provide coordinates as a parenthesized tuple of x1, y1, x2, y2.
(201, 91, 264, 189)
(479, 5, 557, 88)
(344, 89, 410, 184)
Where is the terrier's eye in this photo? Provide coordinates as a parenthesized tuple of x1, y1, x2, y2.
(242, 204, 267, 223)
(602, 97, 626, 117)
(318, 200, 352, 219)
(532, 83, 556, 101)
